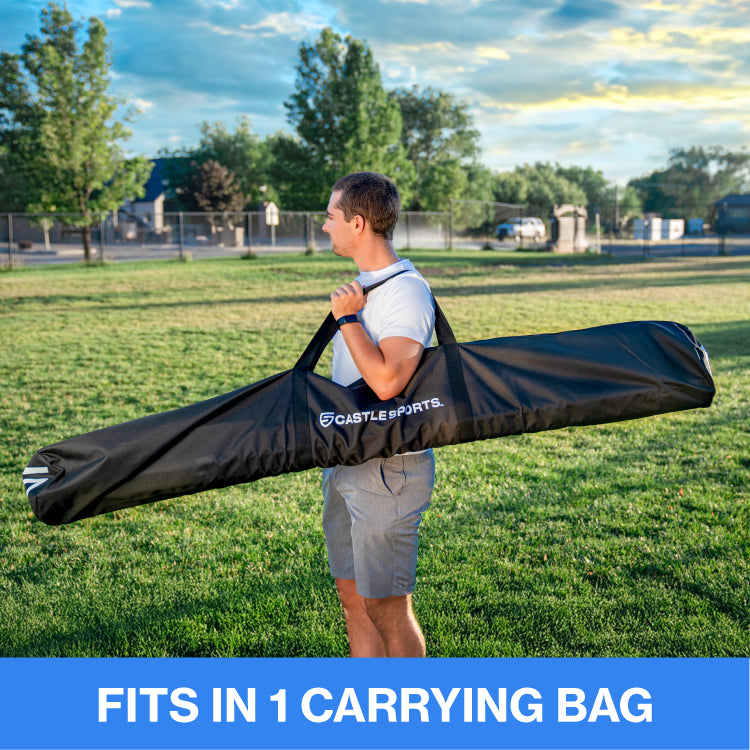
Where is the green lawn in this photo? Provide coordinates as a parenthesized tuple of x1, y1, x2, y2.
(0, 250, 747, 656)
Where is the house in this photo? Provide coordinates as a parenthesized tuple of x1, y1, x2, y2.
(715, 193, 750, 234)
(119, 157, 167, 236)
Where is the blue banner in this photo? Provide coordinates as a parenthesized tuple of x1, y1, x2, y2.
(0, 658, 747, 749)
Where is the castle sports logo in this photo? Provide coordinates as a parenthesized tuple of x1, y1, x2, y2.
(318, 397, 445, 429)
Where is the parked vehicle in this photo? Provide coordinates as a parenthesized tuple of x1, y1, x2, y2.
(496, 217, 546, 242)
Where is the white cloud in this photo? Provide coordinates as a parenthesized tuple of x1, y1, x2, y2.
(640, 0, 722, 13)
(114, 0, 153, 7)
(191, 11, 325, 40)
(196, 0, 243, 8)
(133, 98, 154, 111)
(240, 12, 326, 38)
(562, 139, 608, 155)
(477, 81, 750, 118)
(474, 45, 511, 61)
(189, 20, 240, 37)
(380, 41, 460, 55)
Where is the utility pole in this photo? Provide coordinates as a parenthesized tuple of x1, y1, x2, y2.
(6, 214, 13, 270)
(449, 199, 454, 250)
(614, 185, 620, 236)
(178, 212, 184, 260)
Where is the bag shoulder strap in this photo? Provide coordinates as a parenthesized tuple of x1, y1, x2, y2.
(361, 267, 410, 295)
(295, 268, 414, 372)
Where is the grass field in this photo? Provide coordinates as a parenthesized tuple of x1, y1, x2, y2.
(0, 249, 747, 657)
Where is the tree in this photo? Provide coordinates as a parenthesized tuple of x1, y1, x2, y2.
(609, 185, 641, 232)
(266, 130, 320, 210)
(554, 165, 609, 209)
(462, 163, 495, 202)
(629, 146, 750, 221)
(391, 86, 484, 211)
(178, 159, 246, 235)
(284, 28, 414, 208)
(0, 3, 151, 261)
(493, 162, 587, 219)
(161, 117, 273, 208)
(196, 118, 272, 206)
(0, 145, 33, 211)
(555, 165, 642, 232)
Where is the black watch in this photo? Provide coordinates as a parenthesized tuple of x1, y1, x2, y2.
(336, 315, 360, 327)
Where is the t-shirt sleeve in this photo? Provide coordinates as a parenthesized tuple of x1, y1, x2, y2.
(375, 276, 435, 347)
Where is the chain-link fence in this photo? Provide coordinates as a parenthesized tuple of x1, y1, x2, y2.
(1, 211, 328, 251)
(598, 233, 750, 258)
(4, 207, 750, 267)
(1, 209, 455, 267)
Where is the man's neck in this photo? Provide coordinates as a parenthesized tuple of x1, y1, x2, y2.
(354, 240, 400, 272)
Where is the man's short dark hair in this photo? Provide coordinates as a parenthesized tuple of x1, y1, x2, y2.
(332, 172, 401, 240)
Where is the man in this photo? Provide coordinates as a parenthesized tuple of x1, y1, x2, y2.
(321, 171, 436, 658)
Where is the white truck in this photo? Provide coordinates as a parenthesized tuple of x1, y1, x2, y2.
(495, 217, 546, 242)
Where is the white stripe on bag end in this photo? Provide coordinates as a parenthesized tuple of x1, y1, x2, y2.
(23, 466, 50, 496)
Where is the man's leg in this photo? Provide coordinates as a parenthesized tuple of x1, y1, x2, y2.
(335, 578, 385, 657)
(323, 469, 383, 655)
(324, 453, 434, 657)
(364, 593, 425, 657)
(335, 580, 425, 657)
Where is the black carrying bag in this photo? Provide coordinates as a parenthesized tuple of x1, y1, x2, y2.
(24, 277, 715, 525)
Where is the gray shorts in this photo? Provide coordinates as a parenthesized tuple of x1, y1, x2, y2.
(322, 450, 435, 599)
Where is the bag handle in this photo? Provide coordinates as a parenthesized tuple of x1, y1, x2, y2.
(294, 269, 456, 372)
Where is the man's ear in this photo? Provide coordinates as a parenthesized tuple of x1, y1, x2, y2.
(352, 214, 366, 234)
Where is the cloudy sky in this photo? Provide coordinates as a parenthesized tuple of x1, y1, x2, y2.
(2, 0, 749, 184)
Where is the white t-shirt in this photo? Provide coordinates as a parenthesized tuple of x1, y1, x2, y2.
(331, 259, 435, 387)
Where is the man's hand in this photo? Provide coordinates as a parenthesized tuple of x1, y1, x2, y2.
(331, 280, 365, 319)
(330, 279, 424, 400)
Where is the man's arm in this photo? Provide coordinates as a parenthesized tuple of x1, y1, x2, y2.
(331, 280, 424, 401)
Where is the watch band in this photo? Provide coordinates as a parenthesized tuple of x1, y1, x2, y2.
(336, 314, 360, 327)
